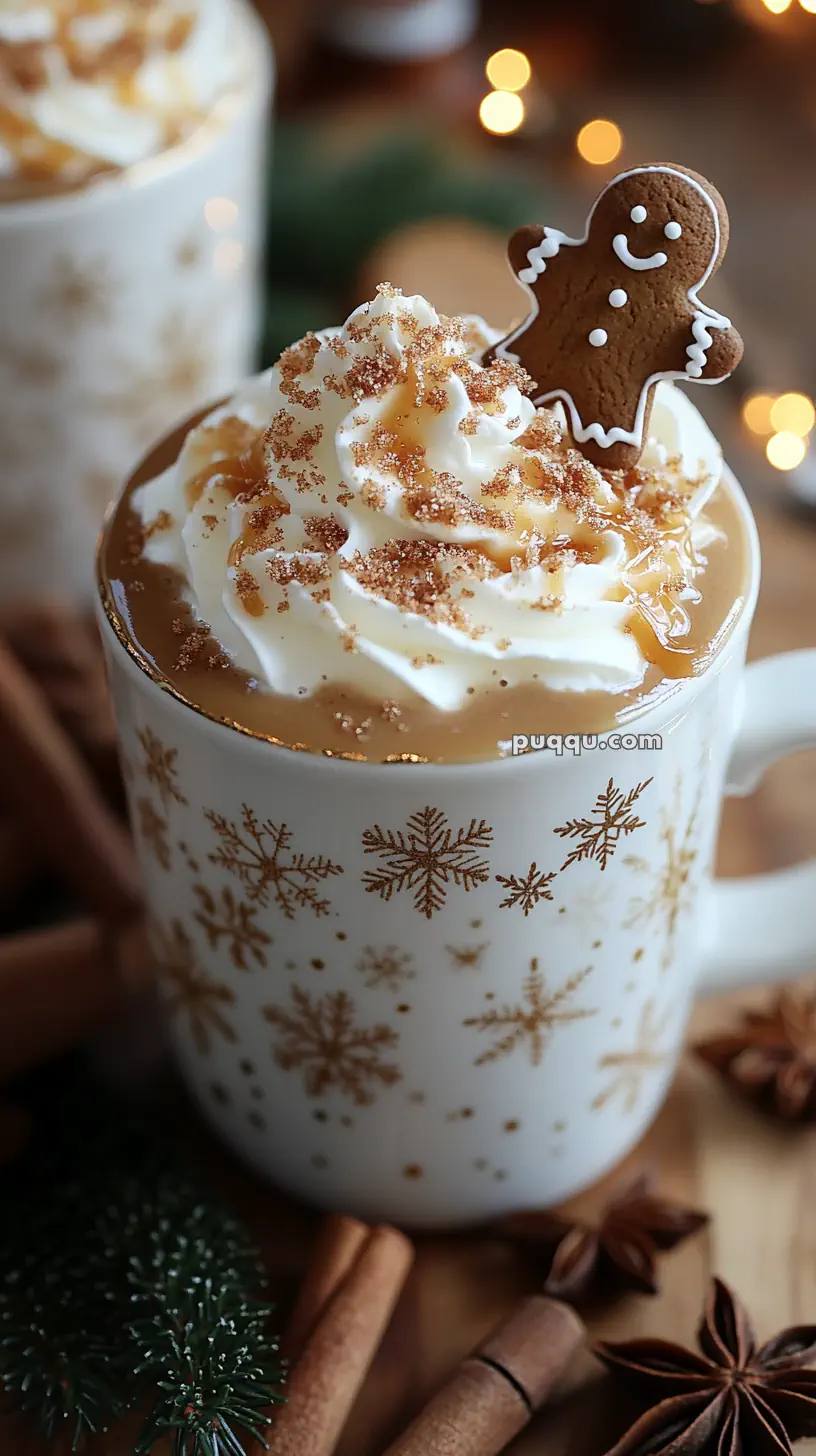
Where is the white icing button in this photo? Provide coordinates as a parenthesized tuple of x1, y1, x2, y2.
(589, 328, 608, 347)
(630, 205, 647, 224)
(664, 221, 683, 241)
(609, 288, 628, 308)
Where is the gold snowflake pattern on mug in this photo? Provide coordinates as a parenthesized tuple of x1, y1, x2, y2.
(135, 796, 171, 872)
(205, 804, 343, 917)
(591, 999, 672, 1114)
(624, 775, 702, 971)
(1, 340, 66, 386)
(152, 918, 237, 1057)
(357, 946, 416, 993)
(495, 862, 556, 915)
(263, 986, 402, 1106)
(39, 253, 114, 325)
(94, 307, 218, 444)
(362, 806, 493, 920)
(447, 942, 490, 970)
(463, 959, 596, 1067)
(554, 777, 653, 872)
(136, 725, 188, 810)
(193, 884, 271, 971)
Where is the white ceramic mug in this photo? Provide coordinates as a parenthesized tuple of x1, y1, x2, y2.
(0, 1, 272, 607)
(98, 466, 816, 1228)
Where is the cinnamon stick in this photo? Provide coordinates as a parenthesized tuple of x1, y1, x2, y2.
(381, 1294, 585, 1456)
(0, 915, 153, 1081)
(266, 1224, 414, 1456)
(283, 1214, 369, 1362)
(0, 636, 139, 919)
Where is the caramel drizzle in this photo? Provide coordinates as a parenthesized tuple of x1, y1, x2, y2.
(365, 376, 707, 677)
(186, 416, 290, 622)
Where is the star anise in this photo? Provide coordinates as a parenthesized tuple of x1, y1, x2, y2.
(595, 1277, 816, 1456)
(695, 991, 816, 1121)
(498, 1174, 708, 1301)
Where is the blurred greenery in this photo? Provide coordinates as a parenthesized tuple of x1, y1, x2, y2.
(262, 124, 548, 362)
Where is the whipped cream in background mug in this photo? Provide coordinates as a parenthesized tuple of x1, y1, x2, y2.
(0, 0, 244, 190)
(98, 290, 816, 1226)
(0, 0, 273, 604)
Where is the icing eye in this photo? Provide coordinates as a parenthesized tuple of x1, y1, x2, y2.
(664, 221, 683, 241)
(589, 329, 608, 347)
(630, 205, 647, 224)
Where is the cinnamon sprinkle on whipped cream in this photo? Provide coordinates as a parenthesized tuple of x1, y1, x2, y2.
(133, 286, 726, 711)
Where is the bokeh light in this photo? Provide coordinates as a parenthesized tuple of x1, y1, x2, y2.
(761, 0, 792, 12)
(741, 393, 776, 436)
(800, 0, 816, 12)
(766, 432, 807, 470)
(485, 48, 532, 92)
(770, 392, 816, 436)
(479, 90, 526, 136)
(204, 197, 239, 232)
(213, 240, 245, 278)
(576, 119, 624, 166)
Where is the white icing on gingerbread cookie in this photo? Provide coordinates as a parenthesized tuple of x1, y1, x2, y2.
(613, 233, 668, 272)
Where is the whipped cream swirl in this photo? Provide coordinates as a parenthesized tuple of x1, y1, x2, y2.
(134, 288, 725, 712)
(0, 0, 245, 187)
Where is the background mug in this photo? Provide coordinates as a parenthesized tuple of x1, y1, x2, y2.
(98, 466, 816, 1228)
(0, 0, 272, 607)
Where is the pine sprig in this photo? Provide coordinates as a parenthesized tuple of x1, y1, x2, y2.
(0, 1066, 284, 1453)
(128, 1185, 282, 1456)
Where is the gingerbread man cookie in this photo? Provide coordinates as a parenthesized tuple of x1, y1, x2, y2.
(489, 164, 743, 470)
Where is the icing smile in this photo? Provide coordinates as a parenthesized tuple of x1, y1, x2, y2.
(612, 234, 668, 272)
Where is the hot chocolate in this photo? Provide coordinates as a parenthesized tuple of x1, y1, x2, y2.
(100, 286, 749, 763)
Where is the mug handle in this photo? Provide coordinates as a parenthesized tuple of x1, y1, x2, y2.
(700, 649, 816, 995)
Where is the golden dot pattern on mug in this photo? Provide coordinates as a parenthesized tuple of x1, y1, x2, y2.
(207, 1060, 270, 1132)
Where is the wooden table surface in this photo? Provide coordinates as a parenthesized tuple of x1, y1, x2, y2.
(6, 10, 816, 1453)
